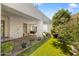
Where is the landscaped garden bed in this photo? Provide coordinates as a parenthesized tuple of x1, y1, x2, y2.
(17, 39, 48, 56)
(1, 41, 14, 56)
(1, 34, 49, 56)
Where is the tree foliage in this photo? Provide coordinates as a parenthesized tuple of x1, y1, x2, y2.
(51, 9, 79, 44)
(52, 9, 71, 26)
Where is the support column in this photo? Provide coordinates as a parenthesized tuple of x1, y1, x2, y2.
(37, 21, 43, 38)
(27, 24, 30, 33)
(47, 23, 51, 33)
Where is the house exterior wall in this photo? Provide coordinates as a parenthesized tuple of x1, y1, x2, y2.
(1, 15, 50, 39)
(9, 16, 23, 39)
(0, 4, 1, 55)
(36, 21, 51, 37)
(4, 15, 39, 39)
(2, 16, 9, 37)
(9, 17, 46, 39)
(47, 24, 51, 33)
(0, 4, 1, 40)
(36, 21, 43, 37)
(1, 3, 51, 39)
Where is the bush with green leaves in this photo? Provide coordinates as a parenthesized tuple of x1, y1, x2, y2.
(1, 41, 14, 55)
(51, 9, 79, 45)
(51, 9, 79, 55)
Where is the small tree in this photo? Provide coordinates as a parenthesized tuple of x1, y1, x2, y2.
(52, 9, 71, 26)
(52, 9, 71, 43)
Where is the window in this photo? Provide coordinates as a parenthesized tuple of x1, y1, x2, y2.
(30, 24, 37, 32)
(32, 26, 37, 32)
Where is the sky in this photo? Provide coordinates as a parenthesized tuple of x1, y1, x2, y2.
(34, 3, 79, 19)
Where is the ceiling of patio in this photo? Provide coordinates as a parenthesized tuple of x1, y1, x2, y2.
(1, 4, 39, 22)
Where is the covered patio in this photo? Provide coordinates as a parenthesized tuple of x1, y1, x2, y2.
(1, 4, 50, 42)
(1, 4, 40, 42)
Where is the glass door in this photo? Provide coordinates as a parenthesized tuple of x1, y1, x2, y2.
(23, 23, 27, 36)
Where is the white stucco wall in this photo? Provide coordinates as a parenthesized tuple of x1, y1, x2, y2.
(47, 24, 51, 33)
(1, 15, 50, 39)
(43, 24, 48, 32)
(9, 15, 39, 39)
(9, 16, 23, 39)
(37, 21, 43, 37)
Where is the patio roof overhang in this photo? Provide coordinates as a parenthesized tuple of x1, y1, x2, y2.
(1, 4, 39, 21)
(2, 3, 51, 24)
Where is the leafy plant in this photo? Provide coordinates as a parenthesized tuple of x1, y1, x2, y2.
(1, 41, 14, 55)
(51, 9, 79, 45)
(51, 9, 79, 55)
(21, 43, 27, 48)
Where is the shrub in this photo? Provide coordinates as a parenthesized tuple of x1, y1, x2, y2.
(51, 9, 79, 45)
(53, 33, 59, 38)
(21, 43, 27, 48)
(37, 37, 41, 41)
(1, 41, 14, 55)
(42, 32, 51, 39)
(46, 33, 51, 38)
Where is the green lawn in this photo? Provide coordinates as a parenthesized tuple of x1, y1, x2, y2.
(30, 38, 69, 56)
